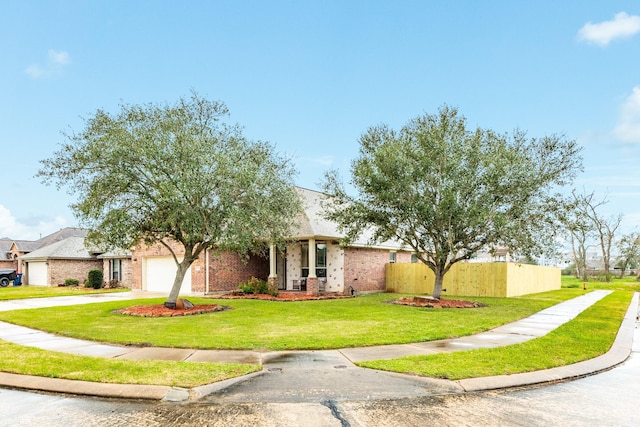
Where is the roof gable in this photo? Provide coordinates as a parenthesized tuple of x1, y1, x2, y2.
(36, 228, 88, 248)
(293, 187, 405, 250)
(19, 236, 97, 261)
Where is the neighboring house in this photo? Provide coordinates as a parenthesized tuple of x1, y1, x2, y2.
(130, 187, 413, 296)
(9, 228, 89, 274)
(0, 238, 17, 270)
(469, 247, 512, 263)
(13, 229, 132, 287)
(19, 236, 103, 286)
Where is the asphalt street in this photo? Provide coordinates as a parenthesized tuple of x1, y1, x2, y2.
(1, 347, 639, 426)
(0, 290, 637, 426)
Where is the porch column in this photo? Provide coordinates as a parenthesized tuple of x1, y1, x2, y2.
(268, 244, 277, 278)
(308, 238, 316, 278)
(306, 238, 319, 296)
(267, 243, 278, 293)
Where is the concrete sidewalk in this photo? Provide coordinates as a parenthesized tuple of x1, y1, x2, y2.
(0, 290, 637, 402)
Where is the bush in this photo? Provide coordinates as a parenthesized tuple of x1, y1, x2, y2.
(107, 279, 122, 289)
(63, 278, 79, 287)
(237, 277, 277, 296)
(87, 269, 104, 289)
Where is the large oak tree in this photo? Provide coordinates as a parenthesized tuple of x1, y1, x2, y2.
(39, 92, 301, 307)
(323, 106, 582, 299)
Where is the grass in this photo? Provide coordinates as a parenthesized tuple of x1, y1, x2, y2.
(562, 274, 640, 292)
(358, 290, 632, 380)
(0, 340, 259, 387)
(0, 290, 582, 351)
(0, 287, 630, 386)
(0, 285, 127, 301)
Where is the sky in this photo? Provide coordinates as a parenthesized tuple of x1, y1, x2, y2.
(1, 1, 640, 241)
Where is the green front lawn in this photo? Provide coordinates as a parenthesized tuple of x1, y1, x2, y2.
(360, 290, 632, 379)
(0, 290, 582, 351)
(0, 339, 259, 387)
(562, 275, 640, 291)
(0, 288, 631, 387)
(0, 285, 127, 301)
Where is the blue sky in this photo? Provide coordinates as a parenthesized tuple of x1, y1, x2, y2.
(1, 1, 639, 240)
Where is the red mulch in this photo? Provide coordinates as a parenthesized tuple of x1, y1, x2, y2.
(114, 293, 350, 317)
(393, 296, 485, 308)
(115, 304, 229, 317)
(115, 294, 481, 317)
(214, 292, 352, 302)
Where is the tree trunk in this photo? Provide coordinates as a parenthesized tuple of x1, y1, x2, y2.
(603, 259, 611, 282)
(432, 270, 444, 299)
(580, 261, 588, 282)
(164, 260, 193, 309)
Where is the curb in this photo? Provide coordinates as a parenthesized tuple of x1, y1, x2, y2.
(0, 371, 171, 400)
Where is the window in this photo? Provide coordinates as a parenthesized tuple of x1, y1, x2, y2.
(316, 243, 327, 277)
(110, 259, 122, 281)
(389, 251, 396, 263)
(301, 242, 327, 277)
(411, 253, 418, 263)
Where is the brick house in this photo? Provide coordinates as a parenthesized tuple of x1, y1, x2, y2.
(16, 229, 132, 287)
(0, 238, 17, 270)
(131, 187, 412, 295)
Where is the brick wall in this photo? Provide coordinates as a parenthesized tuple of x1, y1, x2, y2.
(343, 247, 412, 293)
(49, 259, 103, 286)
(207, 252, 269, 292)
(0, 260, 17, 270)
(10, 249, 25, 274)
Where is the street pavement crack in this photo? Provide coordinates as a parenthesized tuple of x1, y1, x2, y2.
(321, 399, 350, 427)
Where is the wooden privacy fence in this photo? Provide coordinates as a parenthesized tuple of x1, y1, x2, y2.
(386, 262, 560, 297)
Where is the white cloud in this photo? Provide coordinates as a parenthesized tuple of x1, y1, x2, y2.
(48, 49, 70, 65)
(300, 155, 335, 167)
(577, 12, 640, 46)
(0, 205, 67, 241)
(613, 86, 640, 143)
(25, 49, 71, 79)
(24, 65, 45, 79)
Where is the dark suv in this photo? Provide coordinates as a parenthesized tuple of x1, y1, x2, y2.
(0, 269, 17, 287)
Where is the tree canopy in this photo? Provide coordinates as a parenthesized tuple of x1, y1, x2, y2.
(322, 106, 582, 298)
(39, 92, 301, 306)
(569, 191, 623, 282)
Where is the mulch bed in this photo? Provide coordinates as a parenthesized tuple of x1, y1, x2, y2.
(115, 304, 230, 317)
(213, 292, 353, 302)
(392, 296, 485, 308)
(115, 293, 481, 317)
(115, 292, 351, 317)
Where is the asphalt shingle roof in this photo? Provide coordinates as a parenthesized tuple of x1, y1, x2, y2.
(294, 187, 404, 250)
(19, 236, 96, 260)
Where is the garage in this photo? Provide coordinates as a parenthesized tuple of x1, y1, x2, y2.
(143, 256, 191, 293)
(26, 261, 48, 286)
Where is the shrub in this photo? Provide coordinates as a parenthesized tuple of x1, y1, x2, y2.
(237, 277, 277, 296)
(87, 269, 104, 289)
(107, 279, 122, 289)
(63, 278, 79, 287)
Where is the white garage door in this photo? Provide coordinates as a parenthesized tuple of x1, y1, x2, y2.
(144, 257, 192, 293)
(27, 261, 48, 286)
